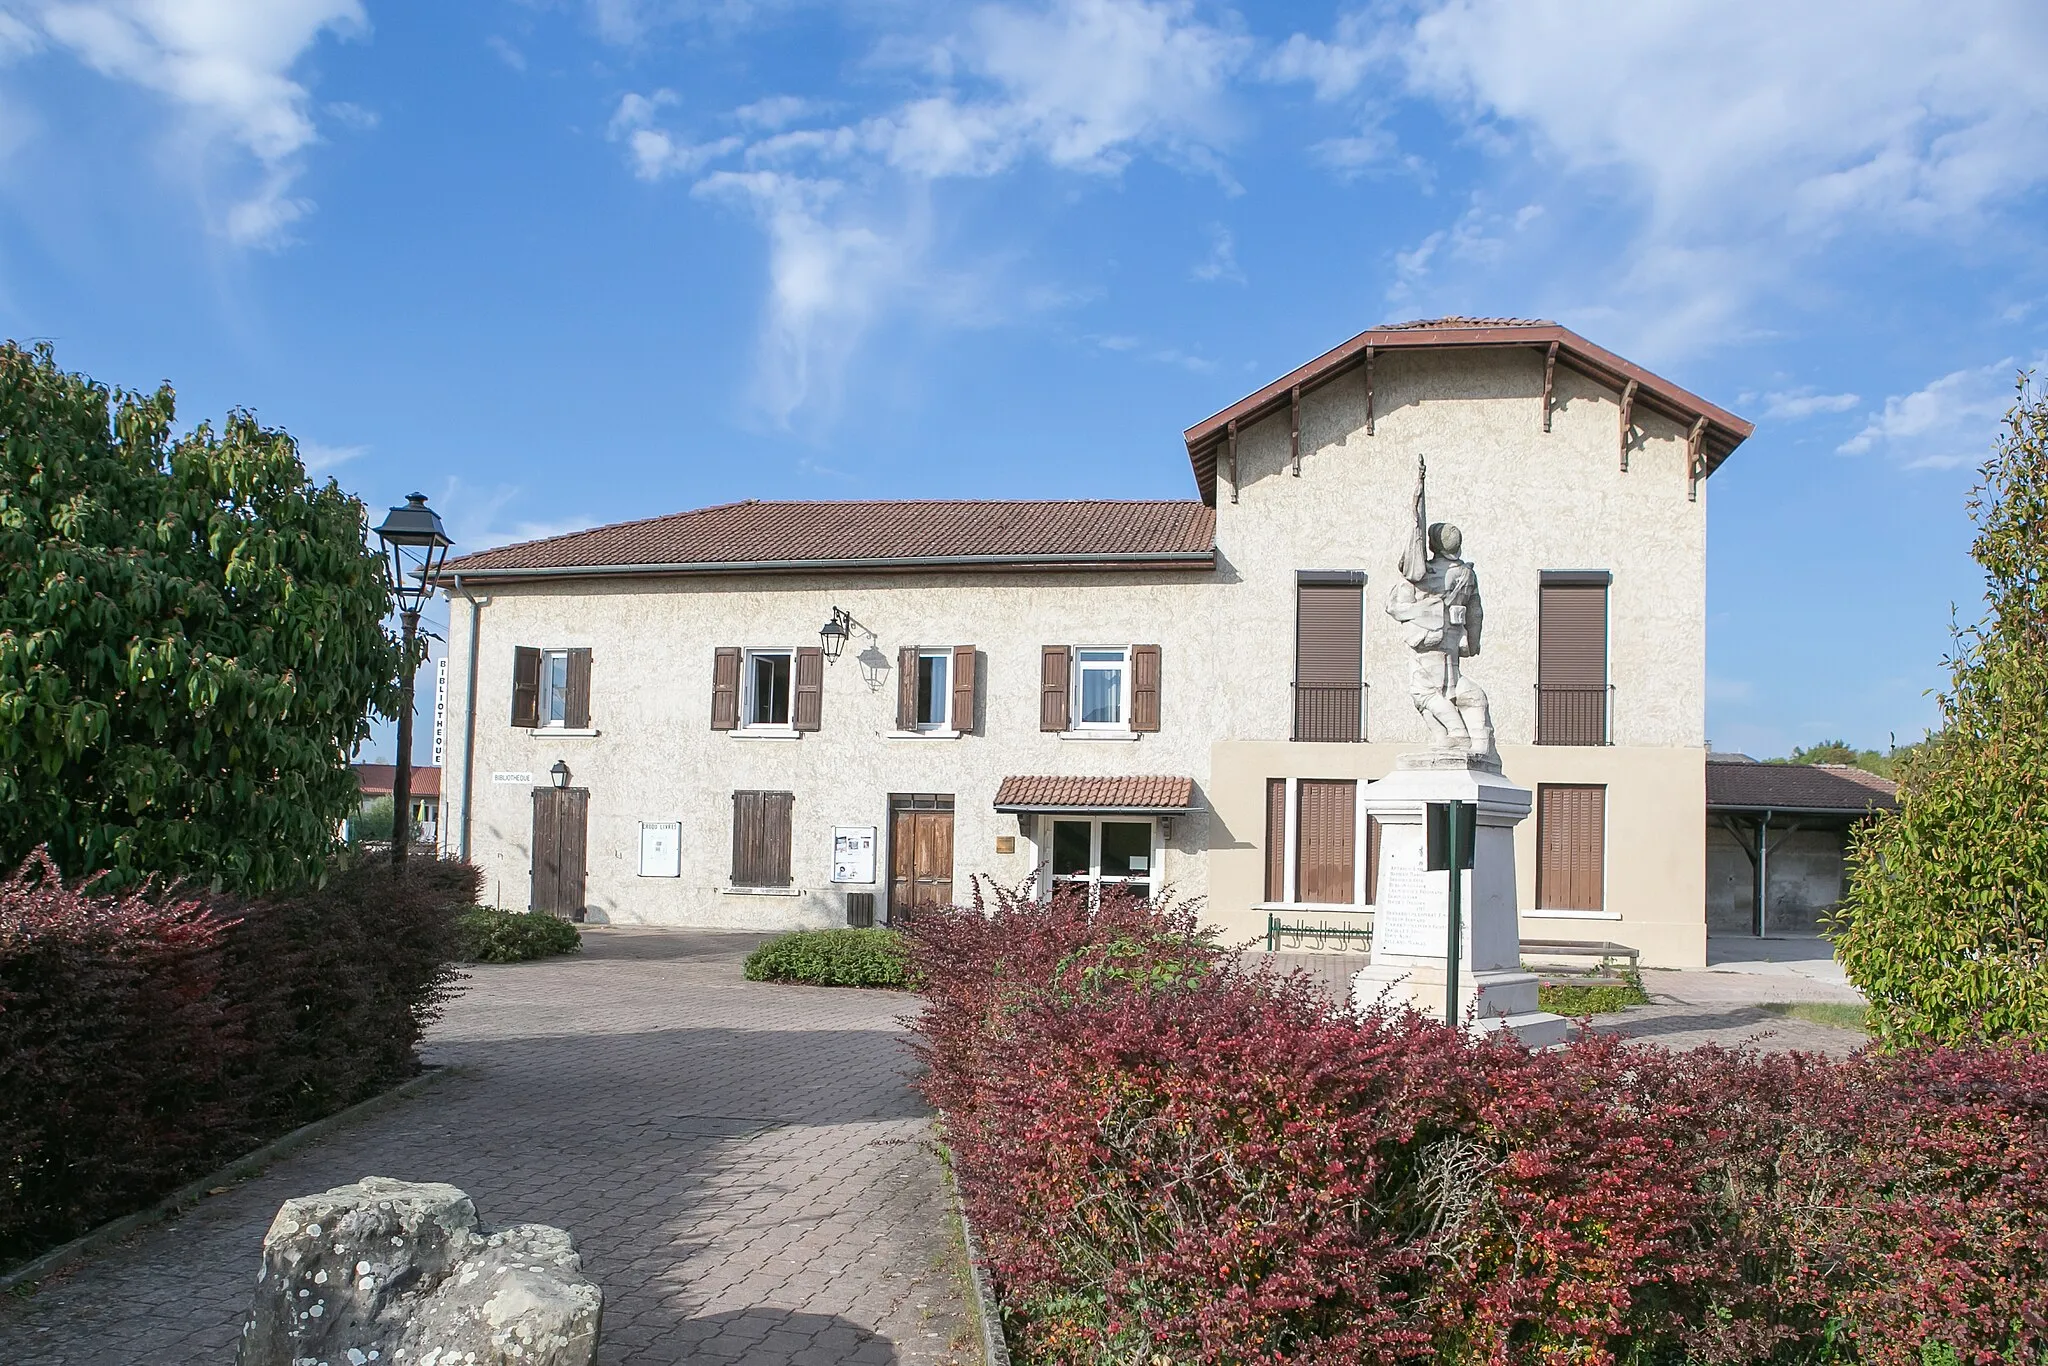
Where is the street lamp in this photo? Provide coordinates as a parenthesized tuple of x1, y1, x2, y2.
(374, 493, 453, 867)
(818, 607, 853, 663)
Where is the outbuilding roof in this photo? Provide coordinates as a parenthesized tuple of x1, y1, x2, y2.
(1181, 317, 1754, 506)
(1705, 759, 1897, 816)
(437, 499, 1215, 580)
(355, 763, 441, 798)
(993, 775, 1199, 813)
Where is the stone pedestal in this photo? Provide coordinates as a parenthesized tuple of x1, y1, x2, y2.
(1351, 753, 1567, 1047)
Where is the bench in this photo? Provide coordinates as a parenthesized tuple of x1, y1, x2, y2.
(1519, 938, 1641, 988)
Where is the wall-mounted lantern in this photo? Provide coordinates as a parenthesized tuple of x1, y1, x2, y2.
(818, 607, 854, 663)
(550, 759, 571, 789)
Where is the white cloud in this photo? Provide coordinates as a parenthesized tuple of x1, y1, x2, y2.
(609, 91, 743, 180)
(618, 0, 1248, 423)
(1277, 1, 2048, 360)
(1762, 388, 1861, 421)
(1190, 222, 1241, 283)
(432, 477, 595, 554)
(15, 0, 365, 246)
(485, 34, 525, 71)
(298, 438, 364, 474)
(1838, 356, 2040, 470)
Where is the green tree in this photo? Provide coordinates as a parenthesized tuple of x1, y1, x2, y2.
(1836, 377, 2048, 1045)
(0, 342, 402, 892)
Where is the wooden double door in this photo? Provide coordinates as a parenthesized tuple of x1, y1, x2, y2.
(889, 794, 954, 920)
(531, 786, 589, 919)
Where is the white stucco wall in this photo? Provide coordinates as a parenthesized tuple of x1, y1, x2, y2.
(444, 570, 1216, 928)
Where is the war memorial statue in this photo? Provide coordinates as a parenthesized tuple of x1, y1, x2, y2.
(1386, 458, 1497, 763)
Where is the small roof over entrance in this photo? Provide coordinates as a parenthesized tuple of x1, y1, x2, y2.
(994, 775, 1197, 814)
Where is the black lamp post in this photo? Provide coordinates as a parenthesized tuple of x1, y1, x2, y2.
(374, 493, 453, 867)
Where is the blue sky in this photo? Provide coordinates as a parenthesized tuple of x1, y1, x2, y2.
(3, 0, 2044, 763)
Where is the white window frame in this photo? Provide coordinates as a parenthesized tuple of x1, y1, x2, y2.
(1259, 776, 1371, 911)
(1072, 646, 1132, 732)
(742, 648, 795, 731)
(1039, 815, 1158, 901)
(913, 649, 952, 731)
(538, 648, 571, 727)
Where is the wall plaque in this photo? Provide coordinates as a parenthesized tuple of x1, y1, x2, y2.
(1373, 839, 1469, 959)
(491, 771, 534, 785)
(831, 826, 877, 884)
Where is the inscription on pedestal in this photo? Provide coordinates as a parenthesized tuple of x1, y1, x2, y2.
(1374, 840, 1468, 958)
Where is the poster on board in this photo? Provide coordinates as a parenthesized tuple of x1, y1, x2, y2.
(638, 822, 681, 878)
(831, 826, 877, 884)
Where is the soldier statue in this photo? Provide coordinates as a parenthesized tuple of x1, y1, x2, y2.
(1386, 458, 1496, 758)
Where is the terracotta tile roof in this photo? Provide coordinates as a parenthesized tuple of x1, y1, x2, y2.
(438, 500, 1216, 579)
(993, 775, 1198, 811)
(1706, 759, 1897, 814)
(1182, 319, 1752, 505)
(354, 764, 441, 798)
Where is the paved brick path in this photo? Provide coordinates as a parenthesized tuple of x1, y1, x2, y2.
(0, 929, 975, 1366)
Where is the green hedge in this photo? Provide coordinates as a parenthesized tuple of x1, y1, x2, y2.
(744, 928, 907, 987)
(455, 907, 582, 963)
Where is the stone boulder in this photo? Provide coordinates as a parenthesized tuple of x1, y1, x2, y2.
(239, 1176, 602, 1366)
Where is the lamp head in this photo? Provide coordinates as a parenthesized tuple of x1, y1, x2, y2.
(374, 493, 453, 614)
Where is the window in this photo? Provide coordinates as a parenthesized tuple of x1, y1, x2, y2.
(915, 651, 951, 729)
(540, 650, 571, 725)
(1075, 648, 1128, 728)
(746, 650, 793, 728)
(511, 646, 591, 729)
(1262, 777, 1376, 906)
(1537, 572, 1611, 745)
(1046, 817, 1156, 899)
(1294, 573, 1365, 742)
(1536, 784, 1606, 911)
(732, 790, 794, 887)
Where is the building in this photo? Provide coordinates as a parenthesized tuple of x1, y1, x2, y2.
(1705, 756, 1898, 937)
(352, 763, 443, 853)
(435, 318, 1754, 967)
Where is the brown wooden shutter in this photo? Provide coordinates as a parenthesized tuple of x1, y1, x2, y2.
(1264, 779, 1287, 902)
(1538, 575, 1609, 744)
(951, 646, 976, 734)
(897, 646, 918, 730)
(1536, 784, 1606, 911)
(1040, 646, 1070, 731)
(529, 786, 559, 910)
(792, 647, 824, 731)
(1131, 644, 1162, 732)
(711, 647, 741, 730)
(732, 790, 794, 887)
(563, 647, 592, 728)
(1295, 575, 1363, 741)
(556, 787, 588, 917)
(511, 646, 541, 728)
(1295, 779, 1357, 905)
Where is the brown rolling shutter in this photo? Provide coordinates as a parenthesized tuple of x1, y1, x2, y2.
(897, 646, 918, 730)
(511, 646, 541, 728)
(732, 790, 794, 887)
(1040, 646, 1070, 731)
(1295, 575, 1363, 741)
(1131, 645, 1162, 732)
(563, 647, 592, 728)
(1538, 575, 1609, 744)
(792, 647, 824, 731)
(952, 646, 976, 734)
(1264, 779, 1287, 902)
(1536, 784, 1606, 911)
(711, 647, 741, 730)
(1295, 779, 1357, 905)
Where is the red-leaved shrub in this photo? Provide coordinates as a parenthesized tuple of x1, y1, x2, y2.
(0, 851, 474, 1266)
(908, 884, 2048, 1365)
